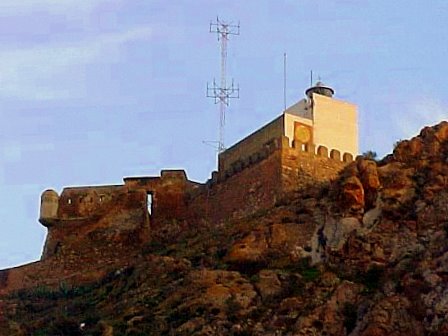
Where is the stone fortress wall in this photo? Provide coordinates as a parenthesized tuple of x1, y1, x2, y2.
(40, 171, 202, 229)
(124, 170, 202, 227)
(36, 82, 358, 263)
(36, 133, 353, 264)
(0, 133, 352, 295)
(191, 135, 352, 224)
(0, 82, 358, 295)
(40, 185, 149, 259)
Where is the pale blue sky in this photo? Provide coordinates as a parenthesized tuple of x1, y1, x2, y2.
(1, 0, 447, 268)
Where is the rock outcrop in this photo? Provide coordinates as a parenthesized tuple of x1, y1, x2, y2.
(1, 121, 448, 335)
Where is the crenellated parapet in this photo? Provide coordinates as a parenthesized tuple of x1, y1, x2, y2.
(219, 135, 354, 181)
(288, 138, 354, 163)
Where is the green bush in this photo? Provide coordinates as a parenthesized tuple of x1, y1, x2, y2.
(362, 150, 378, 161)
(301, 267, 320, 282)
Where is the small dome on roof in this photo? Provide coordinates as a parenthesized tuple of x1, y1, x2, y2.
(305, 81, 335, 98)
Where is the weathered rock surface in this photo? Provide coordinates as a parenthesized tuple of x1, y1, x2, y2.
(1, 121, 448, 335)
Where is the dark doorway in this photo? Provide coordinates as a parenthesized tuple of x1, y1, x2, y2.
(147, 193, 153, 215)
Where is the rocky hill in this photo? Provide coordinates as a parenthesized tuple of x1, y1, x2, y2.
(1, 121, 448, 335)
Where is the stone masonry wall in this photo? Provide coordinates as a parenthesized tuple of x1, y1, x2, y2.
(125, 170, 201, 228)
(189, 149, 283, 224)
(0, 137, 352, 295)
(189, 136, 351, 224)
(42, 187, 149, 260)
(56, 185, 125, 220)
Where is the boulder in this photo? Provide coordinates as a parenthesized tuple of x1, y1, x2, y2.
(225, 231, 268, 264)
(184, 270, 258, 314)
(340, 176, 365, 213)
(254, 270, 282, 300)
(323, 217, 361, 251)
(352, 296, 424, 336)
(357, 159, 380, 209)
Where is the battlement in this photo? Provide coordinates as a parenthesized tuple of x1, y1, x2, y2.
(219, 135, 353, 181)
(38, 138, 351, 259)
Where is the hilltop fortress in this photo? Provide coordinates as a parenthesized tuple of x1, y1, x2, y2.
(39, 82, 357, 258)
(1, 82, 358, 293)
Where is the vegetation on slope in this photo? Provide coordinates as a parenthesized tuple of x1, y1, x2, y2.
(2, 121, 448, 335)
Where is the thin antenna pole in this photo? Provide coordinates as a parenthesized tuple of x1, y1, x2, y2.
(206, 18, 240, 154)
(219, 26, 228, 152)
(310, 70, 313, 87)
(283, 52, 287, 111)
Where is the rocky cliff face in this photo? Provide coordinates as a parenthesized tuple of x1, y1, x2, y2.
(311, 121, 448, 335)
(1, 122, 448, 335)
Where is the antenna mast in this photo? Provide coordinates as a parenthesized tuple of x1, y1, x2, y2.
(283, 52, 287, 111)
(207, 17, 240, 153)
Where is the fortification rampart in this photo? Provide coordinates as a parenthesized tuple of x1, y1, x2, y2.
(36, 138, 353, 263)
(40, 185, 147, 227)
(188, 135, 352, 224)
(189, 148, 283, 224)
(57, 185, 126, 220)
(40, 170, 201, 227)
(0, 246, 135, 295)
(41, 186, 149, 260)
(0, 83, 361, 296)
(6, 133, 354, 295)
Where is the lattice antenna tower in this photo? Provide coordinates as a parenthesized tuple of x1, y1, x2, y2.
(206, 17, 240, 153)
